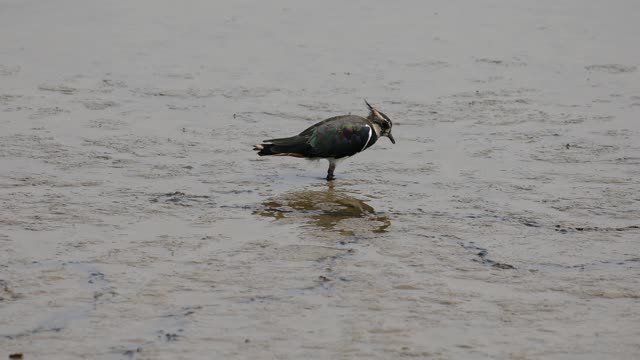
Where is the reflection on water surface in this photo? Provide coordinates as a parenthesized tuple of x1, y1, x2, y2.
(255, 183, 390, 236)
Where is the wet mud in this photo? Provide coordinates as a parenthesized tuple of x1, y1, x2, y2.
(1, 1, 639, 359)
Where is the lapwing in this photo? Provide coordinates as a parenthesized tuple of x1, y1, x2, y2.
(253, 100, 395, 180)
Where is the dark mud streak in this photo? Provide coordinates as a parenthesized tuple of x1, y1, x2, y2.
(554, 224, 639, 233)
(458, 241, 516, 270)
(585, 64, 637, 74)
(2, 325, 64, 341)
(150, 191, 214, 207)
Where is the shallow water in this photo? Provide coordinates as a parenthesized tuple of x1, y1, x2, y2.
(1, 1, 639, 359)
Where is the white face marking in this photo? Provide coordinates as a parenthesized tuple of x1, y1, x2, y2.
(371, 123, 382, 137)
(361, 125, 373, 152)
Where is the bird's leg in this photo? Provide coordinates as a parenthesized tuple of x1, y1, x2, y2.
(326, 162, 336, 181)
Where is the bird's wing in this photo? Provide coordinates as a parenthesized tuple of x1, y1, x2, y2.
(307, 116, 376, 158)
(263, 135, 307, 146)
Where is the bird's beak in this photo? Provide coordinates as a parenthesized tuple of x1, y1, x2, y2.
(387, 133, 396, 144)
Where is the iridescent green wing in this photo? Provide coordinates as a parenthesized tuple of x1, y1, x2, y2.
(306, 116, 376, 158)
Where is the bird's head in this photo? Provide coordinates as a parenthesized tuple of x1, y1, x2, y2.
(365, 100, 395, 144)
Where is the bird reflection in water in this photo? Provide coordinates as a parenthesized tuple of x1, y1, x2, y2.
(255, 182, 390, 235)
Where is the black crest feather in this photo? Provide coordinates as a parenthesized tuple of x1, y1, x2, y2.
(364, 99, 374, 111)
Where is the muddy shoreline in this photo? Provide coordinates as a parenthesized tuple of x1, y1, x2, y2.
(2, 1, 639, 359)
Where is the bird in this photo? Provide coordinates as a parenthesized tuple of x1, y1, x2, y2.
(253, 100, 395, 180)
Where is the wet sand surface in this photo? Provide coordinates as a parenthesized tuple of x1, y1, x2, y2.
(1, 1, 639, 359)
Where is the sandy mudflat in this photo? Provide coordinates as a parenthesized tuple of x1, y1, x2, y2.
(1, 1, 639, 359)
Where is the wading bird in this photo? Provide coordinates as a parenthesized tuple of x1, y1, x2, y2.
(253, 100, 395, 180)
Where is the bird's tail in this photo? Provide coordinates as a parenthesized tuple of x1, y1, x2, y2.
(253, 136, 309, 157)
